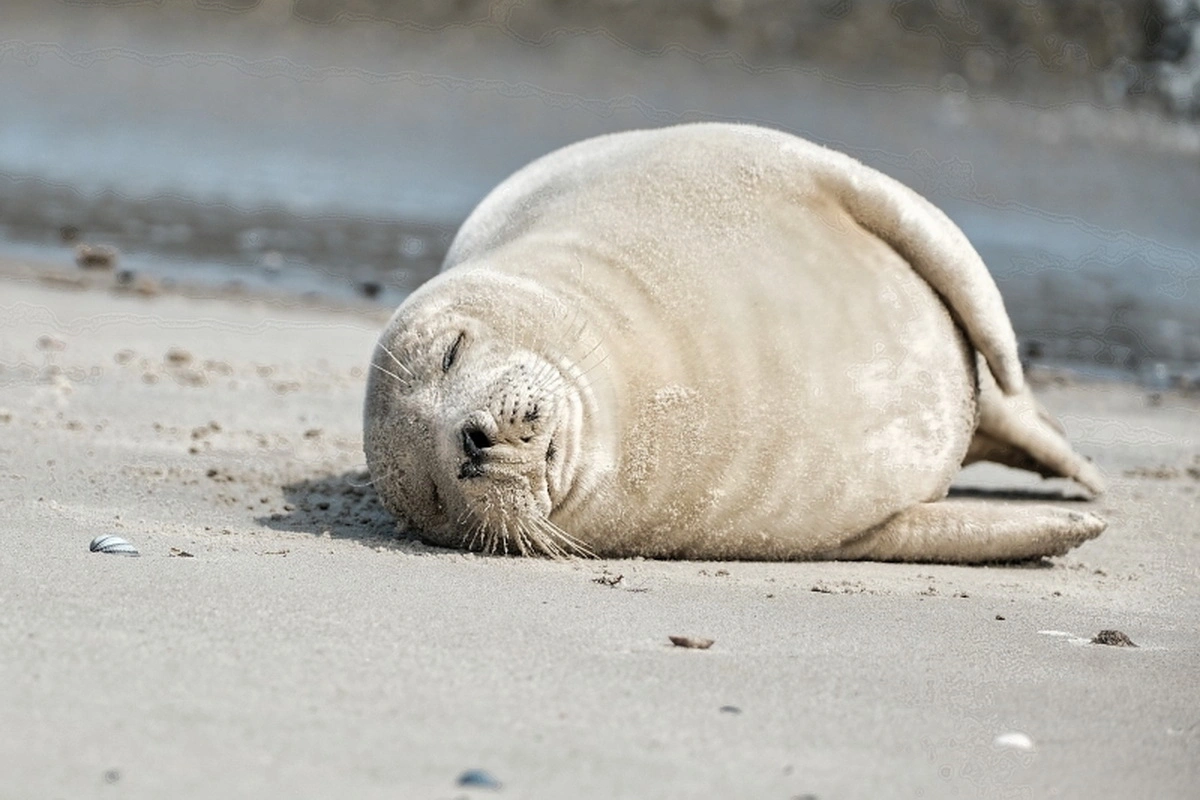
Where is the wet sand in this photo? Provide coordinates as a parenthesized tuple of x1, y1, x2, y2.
(1, 266, 1198, 798)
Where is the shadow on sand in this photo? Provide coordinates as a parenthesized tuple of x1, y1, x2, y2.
(948, 484, 1095, 503)
(258, 469, 1091, 566)
(256, 468, 426, 551)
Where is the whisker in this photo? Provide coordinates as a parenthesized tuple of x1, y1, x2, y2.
(573, 352, 611, 384)
(573, 334, 607, 371)
(516, 522, 533, 557)
(534, 516, 595, 559)
(346, 468, 393, 488)
(547, 346, 608, 395)
(525, 521, 558, 559)
(370, 362, 411, 387)
(466, 518, 486, 552)
(539, 522, 571, 560)
(529, 359, 565, 395)
(378, 342, 416, 378)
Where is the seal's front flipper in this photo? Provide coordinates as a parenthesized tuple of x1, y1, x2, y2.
(833, 500, 1106, 563)
(964, 357, 1106, 495)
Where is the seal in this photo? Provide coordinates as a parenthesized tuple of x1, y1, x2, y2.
(364, 123, 1106, 562)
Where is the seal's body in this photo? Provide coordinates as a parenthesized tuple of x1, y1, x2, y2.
(364, 123, 1105, 562)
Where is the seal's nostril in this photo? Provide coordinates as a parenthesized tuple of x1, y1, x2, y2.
(462, 424, 493, 456)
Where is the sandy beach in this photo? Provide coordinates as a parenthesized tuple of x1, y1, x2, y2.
(2, 0, 1198, 795)
(1, 261, 1197, 799)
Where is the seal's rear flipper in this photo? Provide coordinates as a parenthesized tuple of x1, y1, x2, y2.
(807, 143, 1024, 395)
(964, 357, 1106, 495)
(833, 500, 1106, 563)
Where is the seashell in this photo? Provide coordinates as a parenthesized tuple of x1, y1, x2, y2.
(668, 635, 715, 650)
(456, 769, 502, 790)
(90, 534, 139, 556)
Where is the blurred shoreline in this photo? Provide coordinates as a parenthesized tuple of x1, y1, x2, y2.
(2, 0, 1198, 381)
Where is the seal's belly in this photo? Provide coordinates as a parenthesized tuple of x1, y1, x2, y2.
(558, 202, 976, 559)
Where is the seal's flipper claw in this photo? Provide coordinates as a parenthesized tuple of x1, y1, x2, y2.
(834, 500, 1106, 563)
(964, 357, 1106, 495)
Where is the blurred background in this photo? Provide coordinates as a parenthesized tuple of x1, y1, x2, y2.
(2, 0, 1198, 382)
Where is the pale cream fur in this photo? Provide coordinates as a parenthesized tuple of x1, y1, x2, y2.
(363, 123, 1105, 562)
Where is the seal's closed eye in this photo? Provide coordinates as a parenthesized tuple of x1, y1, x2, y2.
(443, 331, 466, 373)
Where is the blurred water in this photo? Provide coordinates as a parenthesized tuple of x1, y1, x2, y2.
(1, 4, 1198, 376)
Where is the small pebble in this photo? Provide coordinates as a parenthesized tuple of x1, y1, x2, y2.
(1092, 629, 1137, 647)
(164, 347, 192, 366)
(75, 243, 118, 270)
(132, 276, 162, 296)
(669, 635, 714, 650)
(36, 335, 66, 352)
(719, 705, 742, 714)
(456, 769, 502, 790)
(90, 535, 139, 556)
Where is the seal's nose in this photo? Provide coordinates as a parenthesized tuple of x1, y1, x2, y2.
(461, 423, 494, 460)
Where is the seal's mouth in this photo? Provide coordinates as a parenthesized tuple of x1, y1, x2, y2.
(438, 415, 587, 558)
(447, 471, 589, 558)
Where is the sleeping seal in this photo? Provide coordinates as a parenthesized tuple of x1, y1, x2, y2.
(363, 123, 1105, 562)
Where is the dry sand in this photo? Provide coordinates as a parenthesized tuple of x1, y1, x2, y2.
(1, 265, 1198, 799)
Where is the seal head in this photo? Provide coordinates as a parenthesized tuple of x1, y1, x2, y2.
(363, 272, 598, 557)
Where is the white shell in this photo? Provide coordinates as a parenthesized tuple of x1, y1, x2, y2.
(90, 534, 139, 556)
(993, 731, 1035, 751)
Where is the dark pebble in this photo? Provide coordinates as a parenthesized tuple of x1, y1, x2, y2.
(1092, 629, 1137, 647)
(75, 243, 118, 270)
